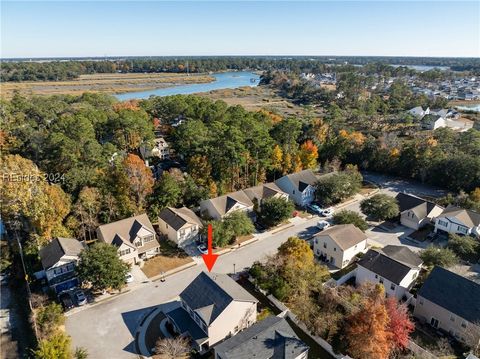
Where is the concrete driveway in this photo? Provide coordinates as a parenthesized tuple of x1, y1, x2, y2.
(66, 215, 323, 359)
(66, 175, 444, 358)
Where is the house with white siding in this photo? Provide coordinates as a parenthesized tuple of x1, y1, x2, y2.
(434, 206, 480, 237)
(275, 170, 319, 207)
(356, 245, 422, 300)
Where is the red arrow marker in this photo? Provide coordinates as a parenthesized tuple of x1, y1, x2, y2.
(202, 224, 218, 272)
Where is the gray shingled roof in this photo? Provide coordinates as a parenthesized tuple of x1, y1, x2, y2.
(39, 237, 85, 269)
(243, 183, 286, 203)
(165, 307, 208, 345)
(282, 170, 318, 192)
(358, 249, 413, 285)
(180, 272, 257, 325)
(395, 193, 442, 218)
(418, 266, 480, 324)
(158, 207, 202, 231)
(97, 214, 155, 246)
(201, 191, 254, 217)
(381, 245, 423, 268)
(315, 224, 367, 251)
(437, 206, 480, 228)
(214, 316, 309, 359)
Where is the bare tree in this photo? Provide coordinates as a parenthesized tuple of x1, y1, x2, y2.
(464, 322, 480, 357)
(154, 336, 190, 359)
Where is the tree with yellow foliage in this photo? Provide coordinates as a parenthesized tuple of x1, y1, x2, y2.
(299, 140, 319, 169)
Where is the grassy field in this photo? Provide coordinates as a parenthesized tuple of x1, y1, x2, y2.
(0, 72, 215, 98)
(141, 240, 193, 278)
(199, 86, 325, 119)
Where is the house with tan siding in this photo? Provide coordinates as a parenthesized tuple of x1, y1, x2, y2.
(395, 193, 444, 230)
(96, 214, 160, 265)
(313, 224, 368, 268)
(165, 272, 258, 353)
(158, 207, 203, 247)
(414, 267, 480, 346)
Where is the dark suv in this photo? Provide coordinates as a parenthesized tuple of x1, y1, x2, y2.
(59, 292, 74, 310)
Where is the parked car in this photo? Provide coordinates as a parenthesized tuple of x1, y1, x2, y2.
(197, 244, 208, 255)
(317, 220, 330, 230)
(321, 208, 334, 217)
(59, 292, 74, 310)
(74, 290, 87, 306)
(307, 204, 323, 215)
(125, 272, 134, 283)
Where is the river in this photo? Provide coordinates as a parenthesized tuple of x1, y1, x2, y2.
(115, 71, 260, 100)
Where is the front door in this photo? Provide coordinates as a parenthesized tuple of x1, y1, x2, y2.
(430, 317, 439, 328)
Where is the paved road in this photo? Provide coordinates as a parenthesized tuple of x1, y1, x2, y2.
(66, 216, 321, 359)
(66, 174, 443, 358)
(362, 171, 447, 198)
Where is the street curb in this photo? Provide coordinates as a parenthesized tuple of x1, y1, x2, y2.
(64, 289, 132, 317)
(151, 261, 197, 282)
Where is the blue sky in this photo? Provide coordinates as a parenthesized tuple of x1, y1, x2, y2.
(1, 1, 479, 58)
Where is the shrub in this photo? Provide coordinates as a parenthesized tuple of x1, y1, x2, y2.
(333, 210, 369, 231)
(360, 194, 399, 221)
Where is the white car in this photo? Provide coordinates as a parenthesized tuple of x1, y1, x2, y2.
(125, 272, 134, 283)
(317, 220, 330, 230)
(321, 208, 334, 217)
(197, 244, 208, 255)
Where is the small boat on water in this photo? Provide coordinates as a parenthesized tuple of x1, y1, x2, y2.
(250, 78, 256, 83)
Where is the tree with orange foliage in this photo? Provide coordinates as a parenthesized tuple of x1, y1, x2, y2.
(385, 297, 414, 352)
(299, 140, 319, 169)
(122, 154, 154, 212)
(345, 285, 391, 359)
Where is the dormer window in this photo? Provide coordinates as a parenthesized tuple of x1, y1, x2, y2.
(134, 239, 142, 247)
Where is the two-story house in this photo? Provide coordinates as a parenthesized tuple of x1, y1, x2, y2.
(414, 266, 480, 346)
(395, 193, 444, 230)
(434, 206, 480, 237)
(313, 224, 368, 268)
(275, 170, 319, 207)
(96, 214, 160, 265)
(356, 245, 423, 300)
(38, 237, 86, 294)
(165, 271, 258, 353)
(214, 315, 309, 359)
(200, 190, 254, 220)
(158, 207, 203, 247)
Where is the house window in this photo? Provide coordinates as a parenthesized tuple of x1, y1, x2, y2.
(119, 248, 131, 256)
(333, 247, 336, 252)
(438, 219, 448, 227)
(390, 284, 396, 291)
(457, 226, 468, 234)
(375, 274, 378, 279)
(143, 235, 154, 243)
(379, 278, 384, 284)
(323, 243, 327, 249)
(134, 240, 142, 247)
(179, 229, 186, 237)
(461, 321, 467, 328)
